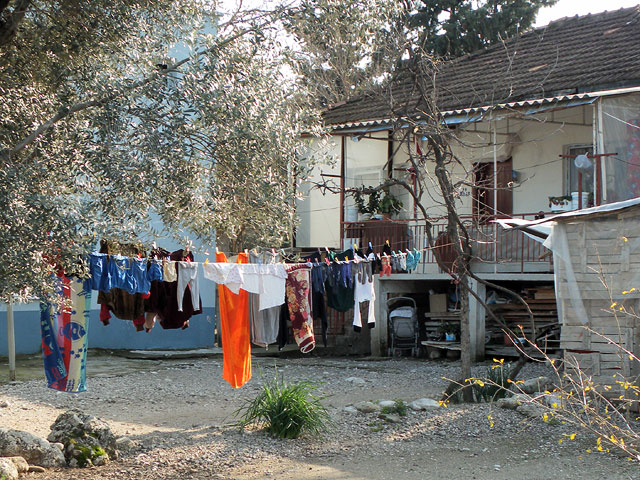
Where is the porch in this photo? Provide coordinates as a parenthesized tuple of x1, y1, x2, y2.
(342, 212, 553, 275)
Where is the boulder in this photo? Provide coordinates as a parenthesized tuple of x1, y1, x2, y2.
(379, 413, 402, 424)
(519, 377, 552, 395)
(0, 429, 65, 467)
(7, 456, 28, 473)
(343, 406, 358, 414)
(516, 404, 544, 419)
(354, 401, 380, 414)
(0, 458, 18, 480)
(378, 400, 396, 408)
(496, 394, 529, 410)
(408, 398, 439, 411)
(48, 410, 116, 468)
(115, 436, 135, 452)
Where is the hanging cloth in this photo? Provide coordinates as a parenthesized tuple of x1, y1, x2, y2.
(285, 263, 315, 353)
(40, 275, 91, 393)
(217, 251, 251, 388)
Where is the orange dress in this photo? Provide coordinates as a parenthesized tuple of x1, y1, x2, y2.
(216, 251, 251, 388)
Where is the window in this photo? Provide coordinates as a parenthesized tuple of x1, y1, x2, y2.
(565, 144, 594, 196)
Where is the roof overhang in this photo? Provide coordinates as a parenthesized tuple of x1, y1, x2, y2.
(328, 86, 640, 133)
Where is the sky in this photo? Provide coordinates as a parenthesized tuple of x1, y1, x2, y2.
(534, 0, 640, 26)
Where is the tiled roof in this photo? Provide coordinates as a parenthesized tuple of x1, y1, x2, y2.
(323, 6, 640, 127)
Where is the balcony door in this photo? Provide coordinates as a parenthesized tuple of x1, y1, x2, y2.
(473, 157, 513, 221)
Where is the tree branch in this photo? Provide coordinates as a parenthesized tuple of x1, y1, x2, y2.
(0, 0, 30, 47)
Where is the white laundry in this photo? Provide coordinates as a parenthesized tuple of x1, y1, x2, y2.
(353, 255, 376, 331)
(202, 262, 244, 294)
(163, 260, 177, 282)
(238, 264, 288, 310)
(177, 262, 200, 311)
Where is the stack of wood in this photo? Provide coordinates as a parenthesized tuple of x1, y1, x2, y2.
(485, 286, 561, 356)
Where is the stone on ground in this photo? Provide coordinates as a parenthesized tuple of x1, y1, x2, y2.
(7, 456, 28, 473)
(408, 398, 439, 411)
(0, 458, 19, 480)
(0, 429, 65, 467)
(48, 409, 117, 468)
(354, 401, 380, 414)
(378, 400, 396, 408)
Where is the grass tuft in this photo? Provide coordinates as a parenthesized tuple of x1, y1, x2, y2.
(235, 372, 332, 439)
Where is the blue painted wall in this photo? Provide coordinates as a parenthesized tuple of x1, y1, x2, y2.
(0, 305, 216, 355)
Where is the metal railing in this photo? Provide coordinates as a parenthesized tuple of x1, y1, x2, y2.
(342, 213, 553, 274)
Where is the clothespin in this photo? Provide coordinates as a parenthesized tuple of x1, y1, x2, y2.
(385, 240, 390, 246)
(368, 242, 373, 249)
(204, 258, 210, 265)
(215, 246, 219, 254)
(353, 243, 358, 252)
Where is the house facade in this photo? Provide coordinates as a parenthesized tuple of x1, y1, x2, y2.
(296, 6, 640, 359)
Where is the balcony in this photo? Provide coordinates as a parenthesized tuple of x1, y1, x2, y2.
(342, 213, 553, 275)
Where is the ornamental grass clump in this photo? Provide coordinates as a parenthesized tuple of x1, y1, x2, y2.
(236, 374, 332, 439)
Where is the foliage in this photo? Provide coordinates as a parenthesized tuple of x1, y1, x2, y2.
(407, 0, 558, 58)
(379, 189, 403, 215)
(235, 373, 332, 439)
(353, 187, 402, 216)
(284, 0, 406, 107)
(381, 399, 408, 417)
(0, 1, 323, 301)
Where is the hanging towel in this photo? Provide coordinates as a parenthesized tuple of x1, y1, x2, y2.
(40, 275, 91, 393)
(217, 251, 252, 388)
(285, 264, 315, 353)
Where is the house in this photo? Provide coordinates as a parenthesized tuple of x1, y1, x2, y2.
(296, 6, 640, 359)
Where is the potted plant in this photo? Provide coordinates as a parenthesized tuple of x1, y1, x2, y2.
(378, 188, 403, 219)
(548, 195, 572, 212)
(353, 187, 380, 220)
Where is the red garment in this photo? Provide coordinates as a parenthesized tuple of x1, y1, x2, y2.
(217, 251, 251, 388)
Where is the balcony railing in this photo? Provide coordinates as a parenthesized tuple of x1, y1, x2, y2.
(342, 213, 553, 275)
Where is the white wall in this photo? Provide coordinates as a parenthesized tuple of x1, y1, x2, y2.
(297, 104, 595, 246)
(296, 137, 342, 248)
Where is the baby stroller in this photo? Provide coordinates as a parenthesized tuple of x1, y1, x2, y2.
(387, 297, 419, 357)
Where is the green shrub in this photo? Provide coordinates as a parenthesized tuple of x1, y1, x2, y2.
(236, 374, 332, 439)
(381, 399, 408, 416)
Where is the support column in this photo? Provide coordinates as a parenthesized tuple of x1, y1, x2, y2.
(468, 278, 486, 362)
(371, 277, 388, 356)
(7, 299, 16, 381)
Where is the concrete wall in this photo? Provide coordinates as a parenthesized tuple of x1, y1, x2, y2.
(0, 304, 216, 355)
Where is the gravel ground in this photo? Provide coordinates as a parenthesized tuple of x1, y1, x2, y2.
(0, 354, 638, 479)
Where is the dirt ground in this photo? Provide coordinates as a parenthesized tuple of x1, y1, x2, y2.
(0, 351, 639, 480)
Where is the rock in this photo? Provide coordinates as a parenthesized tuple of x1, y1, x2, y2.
(28, 465, 46, 473)
(343, 406, 358, 414)
(0, 458, 18, 480)
(7, 456, 28, 473)
(345, 377, 365, 386)
(93, 454, 109, 466)
(53, 443, 64, 451)
(496, 394, 528, 410)
(378, 400, 396, 408)
(354, 401, 380, 414)
(519, 377, 552, 395)
(0, 401, 9, 408)
(0, 428, 66, 467)
(379, 413, 402, 424)
(115, 436, 135, 452)
(540, 393, 564, 409)
(408, 398, 439, 411)
(48, 409, 116, 467)
(516, 404, 544, 419)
